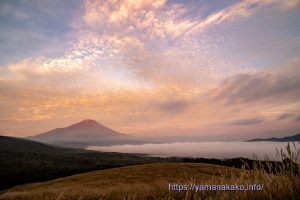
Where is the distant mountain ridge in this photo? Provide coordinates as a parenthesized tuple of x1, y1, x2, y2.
(28, 119, 134, 147)
(246, 133, 300, 142)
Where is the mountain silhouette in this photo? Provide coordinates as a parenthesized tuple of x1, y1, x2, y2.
(246, 133, 300, 142)
(29, 119, 130, 147)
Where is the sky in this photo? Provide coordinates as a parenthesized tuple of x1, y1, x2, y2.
(0, 0, 300, 139)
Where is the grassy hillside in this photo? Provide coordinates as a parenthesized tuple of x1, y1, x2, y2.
(1, 143, 300, 200)
(0, 163, 238, 199)
(0, 136, 179, 191)
(1, 162, 299, 200)
(1, 136, 299, 199)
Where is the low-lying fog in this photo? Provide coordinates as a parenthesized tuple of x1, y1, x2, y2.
(87, 142, 298, 161)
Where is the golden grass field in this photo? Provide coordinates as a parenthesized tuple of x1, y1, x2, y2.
(1, 143, 299, 200)
(0, 163, 237, 199)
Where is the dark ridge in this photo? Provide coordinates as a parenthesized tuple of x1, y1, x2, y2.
(246, 133, 300, 142)
(0, 135, 180, 191)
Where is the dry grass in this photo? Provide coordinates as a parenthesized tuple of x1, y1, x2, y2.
(1, 143, 299, 200)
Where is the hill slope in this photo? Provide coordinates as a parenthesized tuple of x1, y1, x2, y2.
(0, 136, 178, 191)
(247, 133, 300, 142)
(0, 135, 63, 153)
(0, 163, 237, 200)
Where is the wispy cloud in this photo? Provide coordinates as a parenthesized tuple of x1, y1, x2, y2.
(226, 118, 264, 126)
(182, 0, 300, 36)
(158, 99, 190, 114)
(277, 113, 295, 121)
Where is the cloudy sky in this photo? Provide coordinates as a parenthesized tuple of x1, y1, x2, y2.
(0, 0, 300, 139)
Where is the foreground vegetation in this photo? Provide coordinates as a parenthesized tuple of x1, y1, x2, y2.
(1, 143, 299, 200)
(0, 163, 239, 199)
(1, 136, 299, 199)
